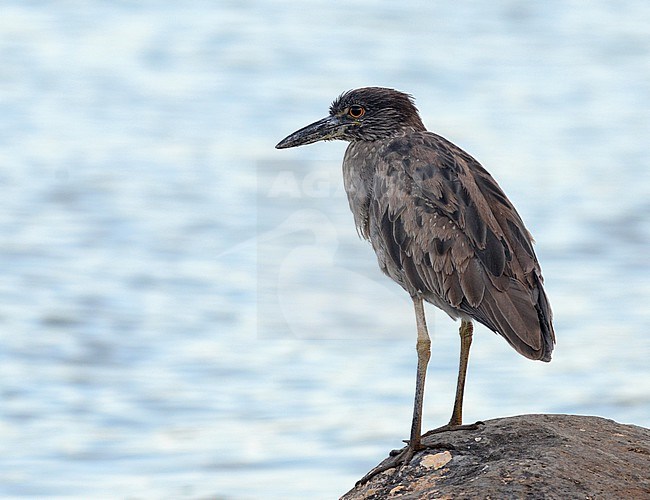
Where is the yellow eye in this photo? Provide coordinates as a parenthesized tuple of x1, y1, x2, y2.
(348, 105, 365, 119)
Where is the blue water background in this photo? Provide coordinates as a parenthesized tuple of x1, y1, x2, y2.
(0, 1, 648, 498)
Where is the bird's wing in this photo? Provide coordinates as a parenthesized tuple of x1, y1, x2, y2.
(370, 132, 555, 361)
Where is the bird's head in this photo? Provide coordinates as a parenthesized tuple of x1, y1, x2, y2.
(275, 87, 426, 149)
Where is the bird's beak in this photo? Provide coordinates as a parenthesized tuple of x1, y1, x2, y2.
(275, 115, 343, 149)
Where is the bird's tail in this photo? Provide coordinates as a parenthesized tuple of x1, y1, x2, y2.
(474, 275, 555, 362)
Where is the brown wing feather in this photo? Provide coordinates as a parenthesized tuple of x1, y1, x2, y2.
(367, 132, 555, 361)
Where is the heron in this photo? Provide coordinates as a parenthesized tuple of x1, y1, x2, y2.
(275, 87, 555, 482)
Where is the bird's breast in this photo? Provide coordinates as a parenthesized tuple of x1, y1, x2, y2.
(342, 142, 383, 239)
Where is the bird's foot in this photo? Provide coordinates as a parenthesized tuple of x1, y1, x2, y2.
(421, 420, 484, 439)
(355, 444, 418, 486)
(355, 422, 484, 486)
(356, 439, 458, 486)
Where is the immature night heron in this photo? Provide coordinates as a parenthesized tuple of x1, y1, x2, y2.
(276, 87, 555, 482)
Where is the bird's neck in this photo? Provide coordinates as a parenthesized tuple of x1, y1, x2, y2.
(349, 125, 426, 145)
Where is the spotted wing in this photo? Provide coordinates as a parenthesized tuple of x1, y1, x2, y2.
(368, 131, 555, 361)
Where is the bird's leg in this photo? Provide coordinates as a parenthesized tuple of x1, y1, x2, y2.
(422, 319, 483, 439)
(449, 320, 474, 426)
(450, 319, 473, 425)
(408, 295, 431, 450)
(356, 296, 431, 485)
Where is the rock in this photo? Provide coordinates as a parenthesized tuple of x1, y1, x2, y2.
(341, 414, 650, 499)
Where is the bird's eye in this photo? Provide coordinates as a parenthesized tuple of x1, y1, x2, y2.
(348, 105, 365, 119)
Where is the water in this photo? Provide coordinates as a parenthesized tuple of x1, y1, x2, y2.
(0, 1, 648, 498)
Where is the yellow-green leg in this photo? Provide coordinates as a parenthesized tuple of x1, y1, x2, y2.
(422, 319, 483, 437)
(356, 309, 482, 486)
(356, 296, 431, 484)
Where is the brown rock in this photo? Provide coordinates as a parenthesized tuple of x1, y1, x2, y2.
(341, 414, 650, 499)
